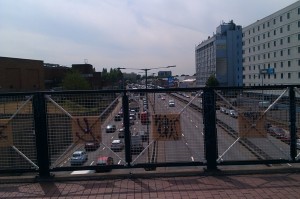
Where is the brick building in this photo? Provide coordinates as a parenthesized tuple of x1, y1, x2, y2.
(0, 57, 44, 92)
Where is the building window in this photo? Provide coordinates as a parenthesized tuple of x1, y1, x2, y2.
(287, 24, 290, 31)
(267, 21, 270, 27)
(253, 28, 255, 33)
(268, 42, 270, 48)
(274, 52, 276, 57)
(253, 37, 255, 42)
(298, 59, 300, 66)
(273, 19, 276, 24)
(274, 41, 276, 46)
(263, 54, 266, 59)
(263, 34, 265, 39)
(274, 63, 277, 68)
(263, 43, 265, 49)
(299, 46, 300, 53)
(281, 50, 283, 56)
(288, 73, 291, 78)
(249, 48, 251, 53)
(288, 61, 291, 67)
(280, 39, 283, 45)
(281, 62, 283, 67)
(280, 27, 283, 33)
(280, 16, 283, 22)
(253, 47, 255, 52)
(287, 13, 290, 19)
(298, 21, 300, 27)
(263, 23, 265, 29)
(274, 74, 277, 79)
(299, 72, 300, 78)
(298, 8, 300, 15)
(258, 35, 260, 41)
(288, 37, 290, 43)
(298, 34, 300, 40)
(268, 53, 270, 58)
(258, 26, 260, 31)
(288, 49, 290, 55)
(268, 32, 270, 37)
(281, 73, 283, 79)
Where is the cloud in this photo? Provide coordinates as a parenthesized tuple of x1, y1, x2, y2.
(0, 0, 298, 75)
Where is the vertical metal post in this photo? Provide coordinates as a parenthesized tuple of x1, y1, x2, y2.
(289, 86, 296, 160)
(122, 91, 132, 165)
(33, 92, 51, 178)
(202, 88, 218, 171)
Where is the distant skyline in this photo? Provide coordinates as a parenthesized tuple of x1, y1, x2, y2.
(0, 0, 298, 75)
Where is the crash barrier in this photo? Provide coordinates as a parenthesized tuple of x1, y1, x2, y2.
(0, 85, 299, 178)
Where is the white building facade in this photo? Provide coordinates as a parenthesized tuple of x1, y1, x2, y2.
(242, 1, 300, 86)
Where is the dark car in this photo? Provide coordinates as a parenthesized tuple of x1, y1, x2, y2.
(95, 156, 114, 172)
(114, 114, 122, 121)
(106, 124, 116, 133)
(84, 141, 100, 151)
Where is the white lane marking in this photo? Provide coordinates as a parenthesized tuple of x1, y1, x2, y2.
(195, 125, 198, 128)
(102, 147, 105, 150)
(201, 132, 204, 136)
(118, 160, 121, 165)
(182, 134, 184, 137)
(90, 161, 94, 166)
(287, 163, 292, 167)
(111, 136, 114, 139)
(190, 120, 193, 122)
(191, 156, 194, 161)
(185, 142, 188, 145)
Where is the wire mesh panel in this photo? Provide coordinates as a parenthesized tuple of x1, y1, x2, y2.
(216, 87, 292, 163)
(46, 92, 124, 173)
(0, 94, 37, 170)
(295, 87, 300, 160)
(128, 89, 205, 169)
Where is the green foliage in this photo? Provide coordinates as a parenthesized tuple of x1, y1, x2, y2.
(101, 68, 123, 86)
(205, 74, 219, 87)
(62, 70, 91, 90)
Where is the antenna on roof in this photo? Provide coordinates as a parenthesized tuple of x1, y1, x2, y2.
(84, 59, 88, 64)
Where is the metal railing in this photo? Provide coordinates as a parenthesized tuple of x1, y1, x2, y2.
(0, 85, 299, 178)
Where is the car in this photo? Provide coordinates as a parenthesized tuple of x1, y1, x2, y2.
(118, 128, 125, 138)
(95, 156, 114, 172)
(114, 114, 122, 121)
(220, 107, 227, 114)
(106, 124, 116, 133)
(138, 131, 149, 142)
(297, 139, 300, 149)
(129, 113, 136, 120)
(84, 140, 100, 151)
(229, 110, 238, 118)
(161, 97, 166, 100)
(168, 100, 175, 107)
(267, 126, 286, 139)
(70, 151, 88, 166)
(111, 139, 124, 152)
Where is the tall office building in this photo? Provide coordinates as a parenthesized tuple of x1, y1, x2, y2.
(195, 21, 243, 87)
(242, 1, 300, 86)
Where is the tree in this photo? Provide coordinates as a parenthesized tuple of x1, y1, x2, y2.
(205, 74, 219, 87)
(62, 70, 91, 90)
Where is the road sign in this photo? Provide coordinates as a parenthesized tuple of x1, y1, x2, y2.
(260, 68, 275, 74)
(152, 113, 181, 141)
(168, 77, 174, 87)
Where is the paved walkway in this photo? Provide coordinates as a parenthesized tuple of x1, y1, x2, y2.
(0, 172, 300, 198)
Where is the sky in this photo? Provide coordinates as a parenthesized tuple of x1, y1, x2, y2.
(0, 0, 298, 76)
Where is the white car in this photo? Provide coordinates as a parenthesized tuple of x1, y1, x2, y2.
(70, 151, 88, 166)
